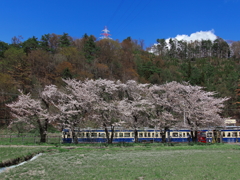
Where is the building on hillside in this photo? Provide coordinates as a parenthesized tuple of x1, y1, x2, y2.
(224, 118, 236, 126)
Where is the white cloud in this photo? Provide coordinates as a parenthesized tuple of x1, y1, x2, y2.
(167, 30, 217, 43)
(149, 30, 217, 53)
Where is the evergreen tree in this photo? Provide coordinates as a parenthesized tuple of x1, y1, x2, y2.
(0, 41, 9, 58)
(59, 33, 71, 47)
(22, 36, 39, 55)
(83, 34, 99, 63)
(62, 68, 73, 79)
(40, 34, 52, 52)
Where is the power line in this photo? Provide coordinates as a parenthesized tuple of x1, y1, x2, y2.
(114, 0, 152, 39)
(109, 0, 137, 31)
(113, 0, 142, 35)
(106, 0, 125, 27)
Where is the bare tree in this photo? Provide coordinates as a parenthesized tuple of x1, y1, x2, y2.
(231, 41, 240, 60)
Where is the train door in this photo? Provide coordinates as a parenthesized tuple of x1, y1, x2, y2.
(212, 130, 221, 143)
(197, 131, 206, 143)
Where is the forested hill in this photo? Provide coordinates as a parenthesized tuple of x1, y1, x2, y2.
(0, 33, 240, 125)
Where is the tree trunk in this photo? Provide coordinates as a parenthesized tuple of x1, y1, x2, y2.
(40, 131, 47, 143)
(72, 131, 79, 144)
(161, 132, 166, 143)
(134, 128, 138, 143)
(161, 127, 169, 143)
(110, 125, 114, 144)
(38, 119, 48, 143)
(191, 130, 198, 142)
(104, 125, 112, 144)
(69, 125, 78, 144)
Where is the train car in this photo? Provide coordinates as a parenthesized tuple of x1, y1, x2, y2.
(62, 128, 195, 143)
(221, 129, 240, 143)
(197, 131, 207, 143)
(62, 129, 134, 143)
(62, 128, 73, 143)
(169, 130, 192, 143)
(63, 128, 240, 144)
(197, 130, 223, 143)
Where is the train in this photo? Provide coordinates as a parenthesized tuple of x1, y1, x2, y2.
(62, 127, 240, 144)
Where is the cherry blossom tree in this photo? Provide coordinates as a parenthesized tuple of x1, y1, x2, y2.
(117, 80, 154, 142)
(153, 81, 229, 142)
(41, 79, 99, 143)
(42, 78, 124, 144)
(149, 84, 183, 142)
(87, 79, 124, 144)
(7, 90, 57, 142)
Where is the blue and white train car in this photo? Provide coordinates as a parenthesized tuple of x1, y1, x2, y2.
(221, 129, 240, 143)
(62, 128, 194, 143)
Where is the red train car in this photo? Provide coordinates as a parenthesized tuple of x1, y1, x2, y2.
(197, 131, 207, 143)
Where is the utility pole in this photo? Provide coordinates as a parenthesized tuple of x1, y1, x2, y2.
(182, 101, 186, 126)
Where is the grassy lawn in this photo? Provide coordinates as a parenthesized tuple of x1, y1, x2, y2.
(0, 144, 240, 179)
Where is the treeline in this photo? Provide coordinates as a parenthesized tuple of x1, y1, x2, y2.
(0, 33, 240, 125)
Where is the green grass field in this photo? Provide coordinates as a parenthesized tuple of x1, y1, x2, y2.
(0, 134, 61, 145)
(0, 144, 240, 180)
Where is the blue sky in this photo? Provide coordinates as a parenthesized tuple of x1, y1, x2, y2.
(0, 0, 239, 48)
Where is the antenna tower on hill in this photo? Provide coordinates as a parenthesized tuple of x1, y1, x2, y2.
(100, 26, 112, 39)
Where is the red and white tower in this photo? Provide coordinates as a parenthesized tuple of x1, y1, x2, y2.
(100, 26, 112, 39)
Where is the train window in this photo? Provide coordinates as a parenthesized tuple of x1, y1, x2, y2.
(152, 133, 155, 137)
(139, 133, 143, 137)
(155, 133, 158, 137)
(115, 133, 118, 137)
(124, 133, 131, 137)
(91, 133, 97, 137)
(223, 132, 225, 137)
(144, 133, 147, 137)
(173, 133, 178, 137)
(63, 132, 68, 138)
(99, 133, 105, 137)
(79, 133, 83, 138)
(227, 133, 231, 137)
(239, 132, 240, 137)
(148, 133, 151, 137)
(119, 133, 123, 137)
(202, 132, 206, 137)
(207, 133, 212, 137)
(86, 133, 90, 137)
(179, 133, 182, 137)
(132, 133, 134, 137)
(233, 132, 237, 137)
(183, 133, 186, 137)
